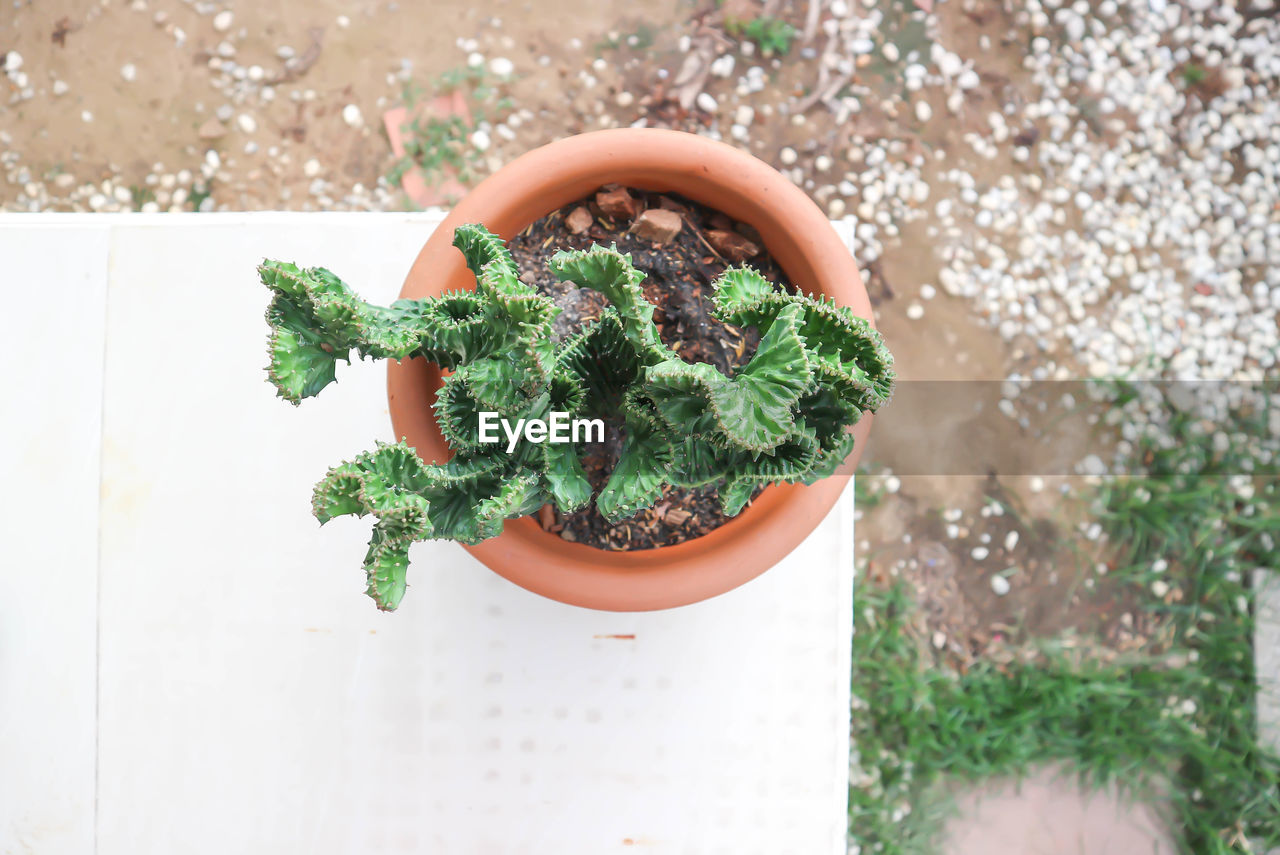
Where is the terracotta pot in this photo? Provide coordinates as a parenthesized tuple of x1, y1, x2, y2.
(388, 128, 878, 612)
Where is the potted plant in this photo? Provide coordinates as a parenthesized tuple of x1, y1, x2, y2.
(261, 129, 895, 612)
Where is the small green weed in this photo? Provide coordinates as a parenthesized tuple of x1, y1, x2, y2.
(385, 66, 514, 200)
(854, 465, 889, 512)
(188, 181, 213, 212)
(726, 15, 796, 57)
(1180, 63, 1208, 86)
(129, 184, 156, 211)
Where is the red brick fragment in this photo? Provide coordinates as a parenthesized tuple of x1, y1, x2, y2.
(596, 186, 640, 221)
(706, 229, 761, 261)
(630, 208, 683, 244)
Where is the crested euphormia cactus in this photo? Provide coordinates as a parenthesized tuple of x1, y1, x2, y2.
(261, 223, 894, 610)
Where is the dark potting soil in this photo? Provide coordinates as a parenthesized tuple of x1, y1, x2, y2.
(507, 185, 790, 551)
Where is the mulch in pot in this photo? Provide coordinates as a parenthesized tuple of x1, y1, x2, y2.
(506, 185, 792, 551)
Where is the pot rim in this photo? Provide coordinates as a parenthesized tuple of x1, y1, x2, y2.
(388, 128, 876, 611)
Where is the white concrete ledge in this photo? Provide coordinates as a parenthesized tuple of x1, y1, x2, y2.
(1, 214, 856, 855)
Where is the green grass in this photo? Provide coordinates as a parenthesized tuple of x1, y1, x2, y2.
(851, 380, 1280, 853)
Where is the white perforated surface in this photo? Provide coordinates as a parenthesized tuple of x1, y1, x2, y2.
(1, 214, 855, 854)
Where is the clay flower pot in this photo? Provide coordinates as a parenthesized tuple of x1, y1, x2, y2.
(388, 128, 878, 611)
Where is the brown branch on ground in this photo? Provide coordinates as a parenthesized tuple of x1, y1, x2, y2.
(268, 27, 324, 85)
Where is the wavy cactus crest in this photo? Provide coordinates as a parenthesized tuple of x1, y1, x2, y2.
(262, 223, 895, 610)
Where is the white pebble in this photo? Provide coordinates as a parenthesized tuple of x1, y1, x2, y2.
(1080, 454, 1107, 476)
(696, 92, 718, 113)
(342, 104, 363, 127)
(212, 10, 233, 32)
(972, 546, 989, 560)
(120, 63, 137, 82)
(489, 57, 515, 77)
(471, 129, 491, 151)
(779, 146, 798, 166)
(915, 101, 932, 122)
(710, 54, 735, 78)
(991, 575, 1011, 596)
(236, 113, 257, 134)
(1004, 530, 1019, 551)
(303, 158, 321, 177)
(906, 303, 924, 320)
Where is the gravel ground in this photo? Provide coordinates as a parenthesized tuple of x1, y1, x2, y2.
(7, 0, 1275, 381)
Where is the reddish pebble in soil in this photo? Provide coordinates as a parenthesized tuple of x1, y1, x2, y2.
(506, 185, 790, 551)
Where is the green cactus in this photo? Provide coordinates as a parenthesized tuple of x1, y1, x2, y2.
(262, 223, 895, 610)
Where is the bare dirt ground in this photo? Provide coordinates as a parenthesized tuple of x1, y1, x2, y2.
(1, 0, 678, 208)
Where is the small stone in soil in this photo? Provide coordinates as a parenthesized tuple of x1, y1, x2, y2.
(705, 229, 760, 261)
(664, 508, 691, 525)
(198, 118, 227, 139)
(630, 208, 683, 244)
(565, 205, 594, 234)
(596, 186, 639, 220)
